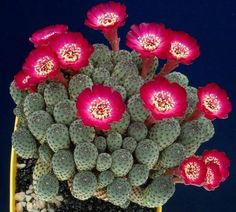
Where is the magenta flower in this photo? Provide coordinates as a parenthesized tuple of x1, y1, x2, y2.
(85, 1, 127, 51)
(23, 46, 60, 83)
(197, 83, 232, 120)
(187, 83, 232, 121)
(29, 24, 68, 47)
(179, 156, 207, 186)
(50, 32, 94, 73)
(76, 84, 126, 130)
(126, 23, 170, 78)
(202, 149, 230, 182)
(126, 23, 170, 59)
(85, 1, 126, 32)
(14, 71, 37, 91)
(140, 76, 187, 120)
(166, 31, 200, 65)
(159, 31, 200, 76)
(203, 163, 222, 191)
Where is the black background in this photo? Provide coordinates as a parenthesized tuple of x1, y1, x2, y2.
(0, 0, 235, 211)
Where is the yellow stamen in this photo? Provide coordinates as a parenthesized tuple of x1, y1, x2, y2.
(205, 156, 220, 166)
(60, 43, 81, 62)
(203, 94, 220, 113)
(98, 12, 119, 27)
(138, 34, 161, 51)
(89, 97, 112, 120)
(35, 56, 55, 76)
(184, 162, 200, 180)
(152, 91, 175, 112)
(206, 168, 214, 184)
(170, 41, 190, 59)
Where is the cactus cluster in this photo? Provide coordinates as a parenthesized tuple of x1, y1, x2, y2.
(10, 44, 216, 208)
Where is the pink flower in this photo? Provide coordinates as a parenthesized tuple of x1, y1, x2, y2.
(14, 71, 36, 90)
(203, 163, 222, 191)
(197, 83, 232, 120)
(126, 23, 171, 58)
(179, 156, 207, 186)
(29, 24, 68, 47)
(85, 1, 127, 32)
(50, 32, 94, 72)
(76, 84, 126, 130)
(202, 149, 230, 182)
(166, 31, 200, 64)
(85, 1, 127, 51)
(23, 46, 60, 83)
(140, 76, 187, 120)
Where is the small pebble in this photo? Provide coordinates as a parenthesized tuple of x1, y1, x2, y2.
(36, 200, 46, 209)
(49, 198, 56, 204)
(31, 193, 36, 198)
(16, 202, 23, 212)
(17, 163, 26, 169)
(32, 202, 38, 210)
(26, 202, 33, 211)
(25, 195, 32, 202)
(15, 192, 25, 202)
(26, 189, 32, 195)
(55, 195, 64, 202)
(55, 200, 61, 207)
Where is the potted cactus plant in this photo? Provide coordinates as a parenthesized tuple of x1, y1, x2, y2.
(9, 1, 232, 212)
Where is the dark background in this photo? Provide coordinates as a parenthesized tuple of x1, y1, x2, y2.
(0, 0, 235, 211)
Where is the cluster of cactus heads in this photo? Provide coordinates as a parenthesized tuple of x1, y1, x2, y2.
(10, 44, 218, 208)
(10, 1, 232, 209)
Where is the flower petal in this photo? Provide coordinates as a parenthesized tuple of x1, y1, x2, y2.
(29, 24, 68, 47)
(76, 84, 126, 130)
(179, 156, 207, 186)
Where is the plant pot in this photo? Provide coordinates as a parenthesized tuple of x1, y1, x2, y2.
(9, 117, 162, 212)
(9, 117, 19, 212)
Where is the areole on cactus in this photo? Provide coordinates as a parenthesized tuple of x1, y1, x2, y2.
(10, 0, 232, 210)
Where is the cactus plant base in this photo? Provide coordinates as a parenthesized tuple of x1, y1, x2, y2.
(10, 118, 161, 212)
(10, 153, 159, 212)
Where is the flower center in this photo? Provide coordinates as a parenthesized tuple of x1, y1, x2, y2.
(205, 168, 214, 184)
(205, 156, 220, 166)
(35, 56, 55, 76)
(170, 41, 190, 58)
(22, 75, 30, 84)
(89, 97, 112, 120)
(98, 12, 119, 27)
(138, 34, 161, 51)
(152, 91, 175, 112)
(184, 162, 200, 180)
(203, 94, 221, 113)
(60, 43, 81, 62)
